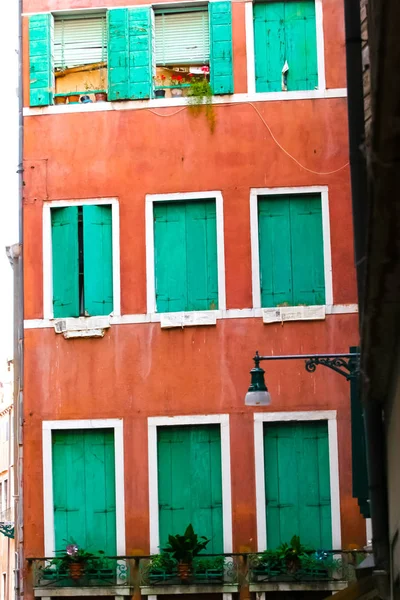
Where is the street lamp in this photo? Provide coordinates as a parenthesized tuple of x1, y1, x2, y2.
(245, 349, 360, 406)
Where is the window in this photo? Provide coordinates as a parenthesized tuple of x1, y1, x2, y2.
(52, 429, 116, 553)
(263, 421, 332, 548)
(258, 193, 325, 307)
(158, 425, 223, 553)
(253, 0, 318, 93)
(28, 2, 233, 106)
(153, 200, 218, 313)
(51, 204, 113, 318)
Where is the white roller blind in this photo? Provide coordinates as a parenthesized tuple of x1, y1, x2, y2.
(54, 15, 107, 69)
(155, 10, 210, 66)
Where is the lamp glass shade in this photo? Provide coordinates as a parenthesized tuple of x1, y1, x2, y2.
(245, 389, 271, 406)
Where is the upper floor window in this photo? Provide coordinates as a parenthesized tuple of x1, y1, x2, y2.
(28, 2, 233, 107)
(51, 205, 113, 318)
(253, 0, 318, 93)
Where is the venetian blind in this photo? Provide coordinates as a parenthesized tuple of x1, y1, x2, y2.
(54, 14, 107, 69)
(155, 9, 210, 66)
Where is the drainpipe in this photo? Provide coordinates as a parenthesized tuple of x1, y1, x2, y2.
(343, 0, 389, 572)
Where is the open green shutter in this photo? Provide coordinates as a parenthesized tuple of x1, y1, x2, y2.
(290, 195, 325, 305)
(185, 201, 218, 311)
(29, 13, 54, 106)
(107, 8, 130, 100)
(158, 426, 223, 554)
(258, 198, 293, 307)
(154, 203, 188, 313)
(53, 430, 116, 555)
(285, 1, 317, 90)
(51, 207, 79, 318)
(254, 2, 285, 93)
(83, 205, 113, 316)
(209, 1, 233, 95)
(128, 7, 154, 99)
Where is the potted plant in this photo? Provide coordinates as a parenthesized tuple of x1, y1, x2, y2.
(170, 74, 184, 97)
(55, 542, 103, 580)
(154, 75, 167, 98)
(277, 535, 308, 575)
(54, 94, 67, 105)
(148, 553, 176, 583)
(162, 524, 210, 581)
(250, 549, 283, 580)
(193, 556, 225, 582)
(187, 67, 215, 132)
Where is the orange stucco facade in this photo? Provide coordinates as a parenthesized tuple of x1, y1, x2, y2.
(22, 0, 365, 595)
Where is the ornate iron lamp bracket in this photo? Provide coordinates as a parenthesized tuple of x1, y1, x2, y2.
(253, 351, 360, 380)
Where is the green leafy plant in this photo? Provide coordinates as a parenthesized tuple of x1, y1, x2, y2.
(187, 69, 215, 133)
(149, 553, 175, 572)
(194, 556, 225, 572)
(162, 524, 210, 564)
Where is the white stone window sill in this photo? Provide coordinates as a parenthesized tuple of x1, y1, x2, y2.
(54, 316, 111, 339)
(262, 305, 326, 324)
(160, 311, 218, 329)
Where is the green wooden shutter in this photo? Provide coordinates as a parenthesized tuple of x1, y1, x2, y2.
(154, 203, 188, 313)
(209, 1, 233, 95)
(54, 14, 107, 70)
(155, 9, 210, 66)
(290, 195, 325, 305)
(51, 207, 79, 318)
(53, 429, 116, 555)
(29, 13, 54, 107)
(107, 9, 130, 100)
(83, 205, 113, 317)
(108, 7, 153, 101)
(258, 197, 293, 307)
(253, 1, 317, 93)
(264, 422, 332, 549)
(158, 425, 223, 553)
(254, 3, 285, 93)
(154, 200, 218, 313)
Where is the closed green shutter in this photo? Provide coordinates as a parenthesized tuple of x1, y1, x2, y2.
(254, 1, 317, 93)
(108, 7, 153, 101)
(158, 425, 223, 553)
(209, 1, 233, 95)
(155, 9, 210, 66)
(53, 429, 116, 554)
(29, 13, 54, 106)
(83, 205, 113, 316)
(154, 200, 218, 313)
(51, 207, 79, 318)
(54, 14, 107, 70)
(258, 194, 325, 307)
(264, 422, 332, 549)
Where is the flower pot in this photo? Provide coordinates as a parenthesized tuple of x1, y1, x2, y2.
(54, 96, 67, 105)
(95, 92, 108, 102)
(68, 94, 80, 104)
(171, 88, 183, 97)
(177, 562, 191, 581)
(154, 89, 166, 98)
(69, 562, 84, 580)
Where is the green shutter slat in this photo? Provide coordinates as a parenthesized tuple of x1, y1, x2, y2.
(264, 422, 332, 550)
(258, 197, 293, 307)
(254, 1, 317, 93)
(209, 1, 233, 95)
(254, 2, 285, 93)
(285, 1, 317, 91)
(290, 195, 325, 305)
(54, 15, 107, 69)
(155, 11, 210, 65)
(128, 7, 154, 99)
(51, 207, 79, 318)
(107, 8, 130, 100)
(185, 201, 218, 311)
(158, 426, 223, 553)
(29, 13, 54, 106)
(53, 430, 116, 554)
(154, 203, 188, 313)
(83, 205, 113, 317)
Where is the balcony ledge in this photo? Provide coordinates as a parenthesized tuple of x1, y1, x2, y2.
(34, 586, 133, 597)
(249, 581, 348, 592)
(140, 584, 239, 595)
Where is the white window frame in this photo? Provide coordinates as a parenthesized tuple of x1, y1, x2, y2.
(245, 0, 326, 97)
(145, 191, 226, 315)
(42, 198, 121, 320)
(42, 419, 126, 556)
(254, 410, 341, 551)
(250, 185, 333, 309)
(147, 414, 233, 554)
